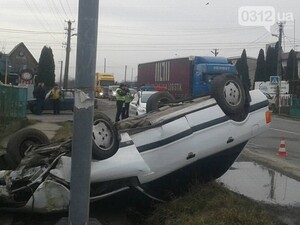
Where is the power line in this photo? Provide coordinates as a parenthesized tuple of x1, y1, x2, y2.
(58, 0, 69, 19)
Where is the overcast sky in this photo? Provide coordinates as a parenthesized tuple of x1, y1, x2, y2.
(1, 0, 299, 82)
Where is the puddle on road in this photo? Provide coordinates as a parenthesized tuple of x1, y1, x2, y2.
(218, 161, 300, 207)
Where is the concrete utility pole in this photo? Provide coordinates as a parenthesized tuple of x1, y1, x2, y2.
(276, 22, 284, 114)
(63, 20, 74, 89)
(211, 49, 219, 57)
(59, 60, 63, 88)
(277, 22, 284, 77)
(56, 0, 101, 224)
(124, 65, 127, 82)
(104, 58, 106, 73)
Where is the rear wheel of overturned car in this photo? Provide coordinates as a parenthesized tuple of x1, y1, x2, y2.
(211, 73, 246, 115)
(146, 92, 175, 113)
(6, 128, 50, 169)
(92, 112, 119, 160)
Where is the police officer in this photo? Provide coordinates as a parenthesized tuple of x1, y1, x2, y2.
(115, 83, 128, 122)
(122, 85, 131, 119)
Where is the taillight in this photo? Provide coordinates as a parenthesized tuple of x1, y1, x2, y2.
(265, 111, 271, 124)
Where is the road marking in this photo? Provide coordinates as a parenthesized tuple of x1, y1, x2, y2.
(270, 128, 300, 136)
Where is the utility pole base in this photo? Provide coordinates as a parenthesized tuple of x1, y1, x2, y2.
(56, 217, 102, 225)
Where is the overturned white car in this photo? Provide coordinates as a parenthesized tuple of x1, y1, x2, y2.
(0, 74, 271, 213)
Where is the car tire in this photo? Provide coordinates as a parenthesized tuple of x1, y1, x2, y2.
(92, 112, 119, 160)
(146, 92, 175, 113)
(211, 73, 246, 115)
(6, 128, 50, 169)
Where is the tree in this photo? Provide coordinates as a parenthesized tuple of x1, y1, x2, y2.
(265, 45, 276, 79)
(286, 49, 299, 81)
(235, 49, 251, 89)
(254, 49, 267, 84)
(37, 46, 55, 88)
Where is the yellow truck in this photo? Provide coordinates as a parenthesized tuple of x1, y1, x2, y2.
(95, 72, 115, 98)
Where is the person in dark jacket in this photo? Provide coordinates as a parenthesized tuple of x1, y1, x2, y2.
(33, 82, 46, 115)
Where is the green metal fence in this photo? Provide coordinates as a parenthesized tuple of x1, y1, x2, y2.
(0, 83, 27, 125)
(289, 97, 300, 116)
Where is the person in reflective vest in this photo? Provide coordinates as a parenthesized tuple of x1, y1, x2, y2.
(122, 85, 131, 119)
(50, 83, 61, 115)
(115, 83, 129, 122)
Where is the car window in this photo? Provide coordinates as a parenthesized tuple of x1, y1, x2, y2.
(141, 92, 156, 103)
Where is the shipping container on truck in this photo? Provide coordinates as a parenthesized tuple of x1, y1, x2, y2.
(137, 56, 237, 99)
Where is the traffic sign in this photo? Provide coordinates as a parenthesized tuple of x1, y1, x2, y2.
(270, 76, 280, 85)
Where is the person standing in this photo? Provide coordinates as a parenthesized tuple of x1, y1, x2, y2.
(122, 85, 131, 119)
(115, 83, 128, 122)
(33, 82, 46, 115)
(50, 84, 61, 115)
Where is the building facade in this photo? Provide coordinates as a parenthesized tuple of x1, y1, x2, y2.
(0, 42, 38, 85)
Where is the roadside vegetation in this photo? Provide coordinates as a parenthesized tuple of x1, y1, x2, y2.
(51, 120, 73, 142)
(137, 182, 284, 225)
(0, 119, 36, 141)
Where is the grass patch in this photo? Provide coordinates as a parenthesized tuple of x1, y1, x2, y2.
(141, 182, 285, 225)
(0, 119, 37, 141)
(51, 121, 73, 142)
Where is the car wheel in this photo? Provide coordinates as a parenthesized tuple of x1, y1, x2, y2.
(146, 92, 175, 113)
(211, 74, 246, 115)
(92, 112, 119, 160)
(6, 128, 50, 169)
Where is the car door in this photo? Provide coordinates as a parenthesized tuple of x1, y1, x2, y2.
(61, 90, 74, 111)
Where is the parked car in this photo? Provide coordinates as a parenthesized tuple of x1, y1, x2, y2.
(28, 89, 74, 114)
(130, 86, 173, 116)
(0, 74, 271, 213)
(130, 91, 157, 115)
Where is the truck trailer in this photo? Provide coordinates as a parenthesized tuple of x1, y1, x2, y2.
(137, 56, 237, 99)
